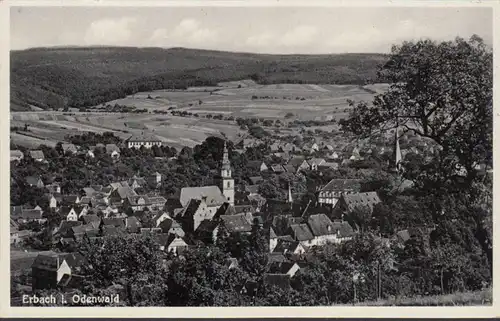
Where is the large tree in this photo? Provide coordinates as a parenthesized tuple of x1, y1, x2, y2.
(340, 35, 492, 194)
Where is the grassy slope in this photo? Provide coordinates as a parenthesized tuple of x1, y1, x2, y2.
(11, 46, 388, 110)
(353, 288, 492, 306)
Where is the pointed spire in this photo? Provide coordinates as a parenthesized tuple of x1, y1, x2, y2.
(288, 183, 293, 203)
(222, 140, 230, 165)
(394, 125, 402, 173)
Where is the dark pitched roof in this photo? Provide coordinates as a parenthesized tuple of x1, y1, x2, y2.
(289, 224, 314, 241)
(57, 220, 83, 236)
(180, 186, 225, 207)
(267, 253, 289, 263)
(18, 209, 44, 220)
(342, 192, 381, 212)
(220, 214, 253, 233)
(32, 252, 65, 271)
(321, 179, 362, 192)
(114, 186, 137, 199)
(307, 214, 336, 236)
(102, 218, 125, 228)
(287, 156, 306, 167)
(214, 202, 236, 219)
(126, 216, 141, 232)
(102, 225, 123, 237)
(176, 199, 202, 219)
(272, 239, 302, 253)
(248, 176, 263, 185)
(247, 160, 265, 170)
(268, 261, 299, 274)
(245, 185, 260, 194)
(82, 215, 101, 228)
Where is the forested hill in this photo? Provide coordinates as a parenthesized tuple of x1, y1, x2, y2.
(10, 46, 388, 111)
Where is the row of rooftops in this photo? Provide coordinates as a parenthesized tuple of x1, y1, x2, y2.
(274, 213, 355, 242)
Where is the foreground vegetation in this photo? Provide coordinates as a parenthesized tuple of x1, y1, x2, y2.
(355, 288, 492, 306)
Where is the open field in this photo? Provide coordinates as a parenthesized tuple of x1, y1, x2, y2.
(11, 112, 245, 149)
(100, 83, 383, 121)
(351, 288, 492, 306)
(11, 82, 387, 149)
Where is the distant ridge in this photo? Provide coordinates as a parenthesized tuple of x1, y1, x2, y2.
(10, 46, 389, 111)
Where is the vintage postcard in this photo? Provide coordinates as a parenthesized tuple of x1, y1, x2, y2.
(1, 0, 497, 318)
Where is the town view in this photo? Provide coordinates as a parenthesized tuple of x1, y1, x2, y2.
(8, 6, 493, 307)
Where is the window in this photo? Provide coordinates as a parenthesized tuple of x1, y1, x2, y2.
(227, 182, 230, 188)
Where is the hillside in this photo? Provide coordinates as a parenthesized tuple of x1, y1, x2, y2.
(10, 46, 388, 111)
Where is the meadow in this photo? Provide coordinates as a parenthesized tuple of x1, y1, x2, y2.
(11, 82, 384, 149)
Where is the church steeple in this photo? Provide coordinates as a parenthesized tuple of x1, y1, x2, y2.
(393, 125, 402, 174)
(287, 183, 293, 203)
(220, 140, 234, 205)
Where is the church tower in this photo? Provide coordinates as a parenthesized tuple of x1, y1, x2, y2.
(392, 126, 402, 174)
(287, 183, 293, 203)
(221, 141, 234, 205)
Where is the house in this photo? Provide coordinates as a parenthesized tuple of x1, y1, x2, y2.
(308, 158, 326, 171)
(62, 144, 78, 154)
(327, 151, 340, 160)
(270, 164, 285, 174)
(10, 150, 24, 162)
(244, 185, 260, 196)
(60, 206, 80, 221)
(153, 211, 171, 227)
(219, 213, 253, 235)
(159, 218, 185, 237)
(317, 179, 362, 206)
(318, 162, 339, 172)
(164, 234, 189, 255)
(31, 252, 72, 291)
(81, 215, 101, 229)
(12, 207, 45, 224)
(101, 218, 126, 229)
(126, 134, 162, 149)
(248, 176, 263, 185)
(225, 258, 239, 269)
(46, 183, 61, 194)
(338, 192, 381, 212)
(125, 216, 142, 233)
(44, 194, 58, 209)
(127, 176, 147, 190)
(268, 262, 301, 277)
(29, 150, 45, 162)
(175, 199, 213, 232)
(123, 195, 167, 212)
(55, 220, 83, 238)
(109, 186, 137, 204)
(247, 160, 268, 172)
(26, 176, 44, 188)
(105, 144, 121, 158)
(179, 186, 226, 215)
(288, 224, 315, 248)
(148, 172, 162, 185)
(307, 214, 354, 245)
(69, 224, 100, 240)
(272, 239, 306, 255)
(61, 195, 81, 206)
(335, 192, 382, 223)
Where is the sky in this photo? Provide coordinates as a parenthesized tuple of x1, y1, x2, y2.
(10, 6, 493, 54)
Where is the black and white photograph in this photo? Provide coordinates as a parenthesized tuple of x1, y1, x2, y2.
(5, 2, 495, 311)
